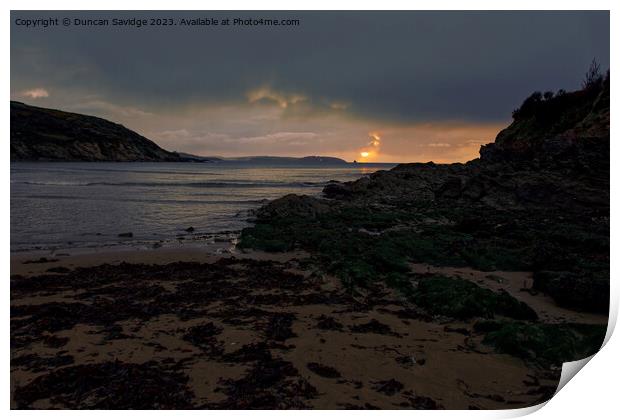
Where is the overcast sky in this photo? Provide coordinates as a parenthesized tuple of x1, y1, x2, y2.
(11, 11, 609, 162)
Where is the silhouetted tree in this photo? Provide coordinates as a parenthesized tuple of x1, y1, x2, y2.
(512, 91, 543, 119)
(582, 58, 603, 90)
(530, 91, 543, 102)
(543, 91, 555, 101)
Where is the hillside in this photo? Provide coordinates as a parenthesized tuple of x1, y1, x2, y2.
(480, 75, 610, 166)
(9, 101, 353, 164)
(10, 101, 181, 162)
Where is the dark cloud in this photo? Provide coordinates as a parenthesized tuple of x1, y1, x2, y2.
(11, 11, 610, 123)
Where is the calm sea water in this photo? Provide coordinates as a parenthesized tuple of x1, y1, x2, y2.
(10, 162, 394, 252)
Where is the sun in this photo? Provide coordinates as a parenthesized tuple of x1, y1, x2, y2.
(360, 151, 370, 158)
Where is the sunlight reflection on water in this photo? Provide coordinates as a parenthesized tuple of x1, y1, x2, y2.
(11, 162, 395, 252)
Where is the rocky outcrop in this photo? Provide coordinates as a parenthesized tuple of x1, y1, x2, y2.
(10, 101, 181, 162)
(323, 77, 610, 216)
(246, 78, 610, 315)
(480, 77, 610, 165)
(256, 194, 331, 220)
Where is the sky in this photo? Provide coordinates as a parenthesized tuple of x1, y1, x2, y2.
(11, 11, 610, 163)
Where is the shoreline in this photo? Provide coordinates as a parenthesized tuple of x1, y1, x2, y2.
(10, 242, 313, 277)
(9, 226, 249, 256)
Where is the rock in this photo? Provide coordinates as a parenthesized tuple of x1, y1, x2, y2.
(350, 319, 397, 336)
(118, 232, 133, 238)
(306, 362, 341, 378)
(437, 176, 463, 198)
(23, 257, 59, 264)
(46, 266, 71, 274)
(185, 227, 195, 233)
(323, 182, 353, 198)
(315, 315, 344, 331)
(396, 355, 425, 367)
(373, 379, 404, 396)
(402, 391, 443, 409)
(444, 326, 470, 336)
(461, 177, 486, 200)
(257, 194, 330, 220)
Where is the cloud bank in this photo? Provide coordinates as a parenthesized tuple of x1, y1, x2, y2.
(11, 11, 610, 162)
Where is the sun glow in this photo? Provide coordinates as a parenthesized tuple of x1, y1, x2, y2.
(358, 132, 382, 162)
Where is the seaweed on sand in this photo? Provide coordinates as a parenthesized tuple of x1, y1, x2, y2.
(13, 361, 196, 409)
(474, 320, 606, 366)
(412, 276, 538, 321)
(183, 322, 224, 354)
(306, 362, 342, 378)
(215, 355, 317, 409)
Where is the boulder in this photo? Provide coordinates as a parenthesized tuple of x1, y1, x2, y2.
(256, 194, 330, 220)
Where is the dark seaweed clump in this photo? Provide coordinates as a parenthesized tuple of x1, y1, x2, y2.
(474, 320, 606, 366)
(413, 276, 538, 320)
(13, 361, 196, 409)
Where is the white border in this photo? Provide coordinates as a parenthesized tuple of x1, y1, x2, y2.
(3, 2, 616, 419)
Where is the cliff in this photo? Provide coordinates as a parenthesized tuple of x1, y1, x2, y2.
(10, 101, 181, 162)
(480, 75, 609, 166)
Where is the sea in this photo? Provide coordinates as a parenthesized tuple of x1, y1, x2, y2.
(10, 162, 395, 253)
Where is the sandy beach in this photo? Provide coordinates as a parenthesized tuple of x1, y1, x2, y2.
(11, 245, 586, 409)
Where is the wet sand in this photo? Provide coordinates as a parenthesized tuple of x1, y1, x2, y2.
(10, 244, 307, 277)
(11, 247, 573, 409)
